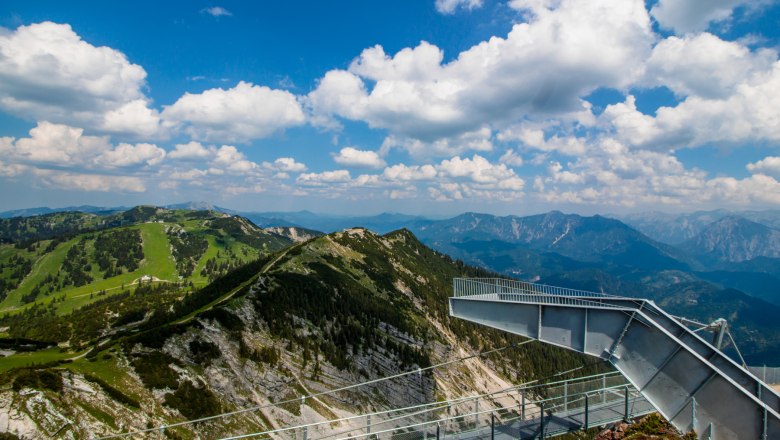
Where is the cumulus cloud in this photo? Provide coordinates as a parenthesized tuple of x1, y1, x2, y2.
(212, 145, 257, 173)
(499, 149, 524, 166)
(269, 157, 307, 173)
(438, 155, 524, 189)
(32, 169, 147, 192)
(297, 170, 352, 185)
(333, 147, 386, 168)
(603, 61, 780, 150)
(643, 33, 776, 99)
(162, 81, 305, 143)
(380, 127, 493, 158)
(168, 141, 213, 160)
(308, 0, 653, 142)
(0, 22, 162, 138)
(650, 0, 755, 34)
(747, 157, 780, 177)
(522, 135, 780, 208)
(0, 121, 165, 169)
(95, 142, 166, 168)
(498, 125, 587, 156)
(435, 0, 483, 14)
(383, 163, 437, 181)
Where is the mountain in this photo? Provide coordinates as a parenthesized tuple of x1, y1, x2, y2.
(244, 211, 431, 234)
(0, 205, 127, 219)
(262, 226, 323, 242)
(402, 212, 780, 362)
(0, 227, 595, 438)
(163, 201, 237, 214)
(0, 207, 294, 313)
(680, 216, 780, 263)
(410, 211, 692, 273)
(614, 209, 780, 244)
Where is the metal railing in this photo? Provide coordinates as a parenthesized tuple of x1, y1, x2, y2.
(219, 371, 649, 440)
(452, 278, 620, 299)
(749, 366, 780, 385)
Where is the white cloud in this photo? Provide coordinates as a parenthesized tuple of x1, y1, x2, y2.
(202, 6, 232, 17)
(434, 155, 526, 192)
(0, 159, 27, 177)
(32, 169, 147, 192)
(297, 170, 352, 185)
(747, 157, 780, 177)
(270, 157, 307, 173)
(435, 0, 483, 14)
(162, 81, 305, 143)
(383, 164, 437, 181)
(333, 147, 386, 168)
(212, 145, 257, 174)
(650, 0, 755, 34)
(1, 121, 166, 170)
(169, 168, 208, 180)
(95, 143, 166, 167)
(101, 99, 163, 138)
(521, 135, 780, 208)
(380, 127, 493, 158)
(499, 149, 524, 166)
(643, 33, 776, 99)
(168, 141, 213, 160)
(308, 0, 653, 142)
(6, 121, 110, 165)
(498, 125, 587, 156)
(0, 22, 162, 138)
(603, 61, 780, 150)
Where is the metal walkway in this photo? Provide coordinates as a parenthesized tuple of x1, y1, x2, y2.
(218, 371, 654, 440)
(449, 278, 780, 440)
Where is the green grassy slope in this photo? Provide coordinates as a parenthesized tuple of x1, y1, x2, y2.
(0, 208, 293, 316)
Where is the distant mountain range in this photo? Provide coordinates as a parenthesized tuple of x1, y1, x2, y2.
(680, 216, 780, 263)
(614, 209, 780, 244)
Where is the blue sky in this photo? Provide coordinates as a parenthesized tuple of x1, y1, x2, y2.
(0, 0, 779, 215)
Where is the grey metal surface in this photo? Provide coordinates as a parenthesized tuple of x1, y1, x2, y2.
(450, 278, 780, 440)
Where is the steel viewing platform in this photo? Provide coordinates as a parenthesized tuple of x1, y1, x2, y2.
(449, 278, 780, 440)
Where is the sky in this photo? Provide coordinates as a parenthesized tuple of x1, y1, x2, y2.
(1, 0, 780, 216)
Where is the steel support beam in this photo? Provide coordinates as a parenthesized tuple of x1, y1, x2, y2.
(449, 278, 780, 440)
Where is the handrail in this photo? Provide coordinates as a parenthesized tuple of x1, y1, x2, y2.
(453, 278, 622, 299)
(218, 370, 626, 439)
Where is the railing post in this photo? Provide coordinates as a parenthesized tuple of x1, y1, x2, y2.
(475, 399, 479, 429)
(436, 422, 440, 440)
(624, 386, 629, 421)
(584, 393, 589, 431)
(763, 406, 768, 440)
(522, 393, 526, 419)
(367, 414, 371, 435)
(564, 380, 568, 413)
(491, 412, 495, 440)
(602, 375, 606, 404)
(691, 397, 696, 433)
(540, 402, 545, 439)
(303, 426, 308, 440)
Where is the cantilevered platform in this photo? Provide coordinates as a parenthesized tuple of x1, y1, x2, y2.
(449, 278, 780, 440)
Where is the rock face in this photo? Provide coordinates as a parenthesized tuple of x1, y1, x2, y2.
(263, 226, 322, 243)
(682, 216, 780, 263)
(1, 228, 593, 438)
